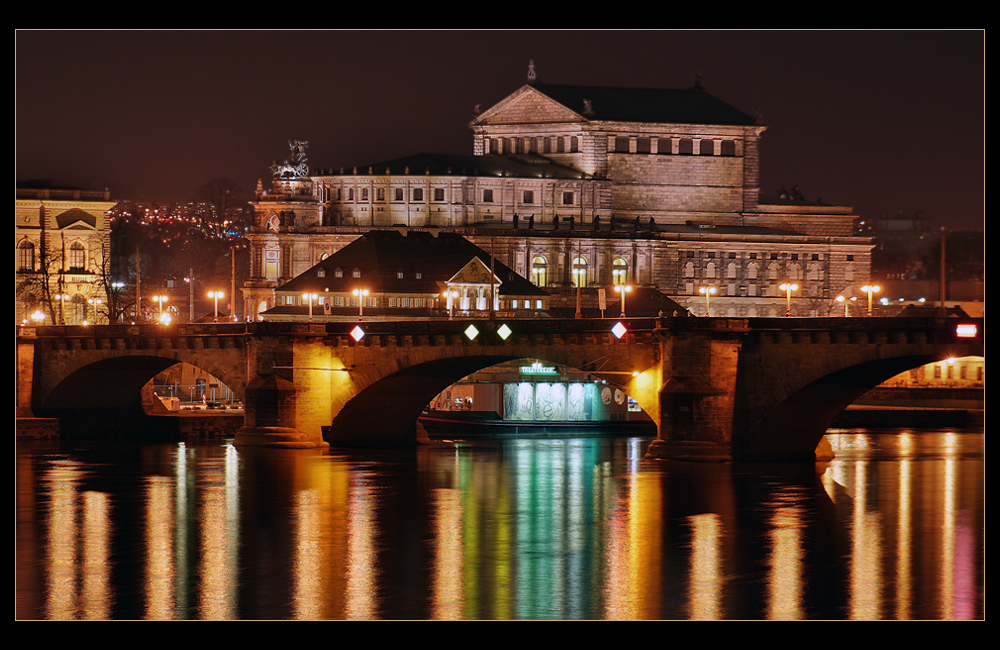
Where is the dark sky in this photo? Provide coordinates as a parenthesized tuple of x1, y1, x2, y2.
(15, 29, 984, 230)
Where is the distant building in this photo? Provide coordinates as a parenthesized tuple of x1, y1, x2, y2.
(261, 228, 548, 322)
(16, 181, 116, 325)
(245, 67, 873, 319)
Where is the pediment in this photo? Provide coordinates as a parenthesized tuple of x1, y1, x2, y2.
(62, 221, 98, 231)
(472, 85, 586, 126)
(55, 208, 98, 230)
(447, 257, 500, 286)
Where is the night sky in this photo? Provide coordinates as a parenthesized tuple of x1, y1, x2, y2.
(15, 29, 984, 230)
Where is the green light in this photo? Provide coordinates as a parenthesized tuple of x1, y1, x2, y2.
(520, 362, 557, 375)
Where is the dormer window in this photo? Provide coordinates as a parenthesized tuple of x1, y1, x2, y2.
(334, 268, 343, 278)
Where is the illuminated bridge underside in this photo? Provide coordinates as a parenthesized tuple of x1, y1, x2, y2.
(19, 318, 983, 461)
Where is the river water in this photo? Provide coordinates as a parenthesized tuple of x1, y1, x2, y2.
(16, 427, 984, 620)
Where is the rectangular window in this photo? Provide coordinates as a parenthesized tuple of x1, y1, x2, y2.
(434, 188, 445, 202)
(394, 188, 403, 201)
(562, 191, 574, 205)
(483, 189, 494, 202)
(413, 188, 423, 201)
(523, 190, 534, 204)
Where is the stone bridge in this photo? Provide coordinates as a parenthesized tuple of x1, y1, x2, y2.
(16, 317, 983, 461)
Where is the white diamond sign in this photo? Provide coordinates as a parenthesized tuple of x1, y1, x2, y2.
(350, 325, 365, 341)
(611, 322, 627, 339)
(497, 323, 512, 340)
(464, 324, 479, 340)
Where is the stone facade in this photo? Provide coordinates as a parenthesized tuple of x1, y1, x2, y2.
(244, 73, 872, 320)
(16, 182, 116, 325)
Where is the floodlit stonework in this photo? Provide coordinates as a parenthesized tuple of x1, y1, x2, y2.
(16, 182, 116, 325)
(244, 69, 872, 320)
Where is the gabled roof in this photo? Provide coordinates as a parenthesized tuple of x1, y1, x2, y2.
(277, 229, 546, 297)
(476, 82, 759, 127)
(315, 152, 593, 180)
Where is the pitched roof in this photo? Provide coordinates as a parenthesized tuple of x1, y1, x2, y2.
(277, 229, 546, 297)
(526, 82, 759, 127)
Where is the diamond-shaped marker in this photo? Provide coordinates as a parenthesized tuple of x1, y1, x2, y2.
(497, 323, 512, 340)
(350, 325, 365, 341)
(611, 322, 627, 339)
(464, 324, 479, 340)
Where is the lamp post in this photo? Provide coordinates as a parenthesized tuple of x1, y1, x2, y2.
(699, 285, 717, 316)
(861, 284, 881, 316)
(302, 292, 318, 321)
(208, 291, 224, 323)
(87, 297, 104, 324)
(152, 295, 168, 319)
(779, 282, 798, 317)
(353, 288, 369, 321)
(54, 293, 69, 324)
(614, 284, 632, 318)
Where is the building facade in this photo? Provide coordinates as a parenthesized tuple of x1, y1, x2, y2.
(244, 69, 873, 319)
(16, 182, 117, 325)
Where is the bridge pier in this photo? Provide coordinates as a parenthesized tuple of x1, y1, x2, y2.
(233, 336, 331, 449)
(644, 326, 743, 462)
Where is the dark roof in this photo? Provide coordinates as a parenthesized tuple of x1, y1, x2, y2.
(528, 82, 759, 127)
(316, 153, 593, 179)
(278, 229, 547, 297)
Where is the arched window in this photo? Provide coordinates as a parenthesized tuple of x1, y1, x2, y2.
(68, 241, 86, 271)
(612, 257, 629, 285)
(531, 256, 547, 287)
(18, 240, 34, 271)
(572, 257, 588, 288)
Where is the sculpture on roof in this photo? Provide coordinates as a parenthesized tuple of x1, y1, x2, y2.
(270, 140, 310, 179)
(527, 60, 537, 84)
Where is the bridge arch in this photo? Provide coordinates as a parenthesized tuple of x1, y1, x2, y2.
(324, 353, 657, 446)
(735, 352, 975, 460)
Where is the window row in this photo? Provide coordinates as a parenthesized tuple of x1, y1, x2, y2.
(531, 256, 630, 288)
(682, 260, 827, 281)
(17, 240, 90, 272)
(485, 136, 579, 155)
(327, 186, 577, 206)
(612, 136, 737, 156)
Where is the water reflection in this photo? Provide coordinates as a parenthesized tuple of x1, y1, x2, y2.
(16, 430, 984, 620)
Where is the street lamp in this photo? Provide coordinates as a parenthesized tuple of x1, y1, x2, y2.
(302, 292, 318, 321)
(699, 285, 717, 316)
(152, 295, 169, 318)
(835, 295, 859, 317)
(442, 289, 459, 320)
(54, 293, 69, 324)
(861, 284, 881, 316)
(87, 297, 104, 324)
(779, 282, 798, 317)
(353, 288, 370, 321)
(614, 284, 632, 318)
(208, 291, 224, 322)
